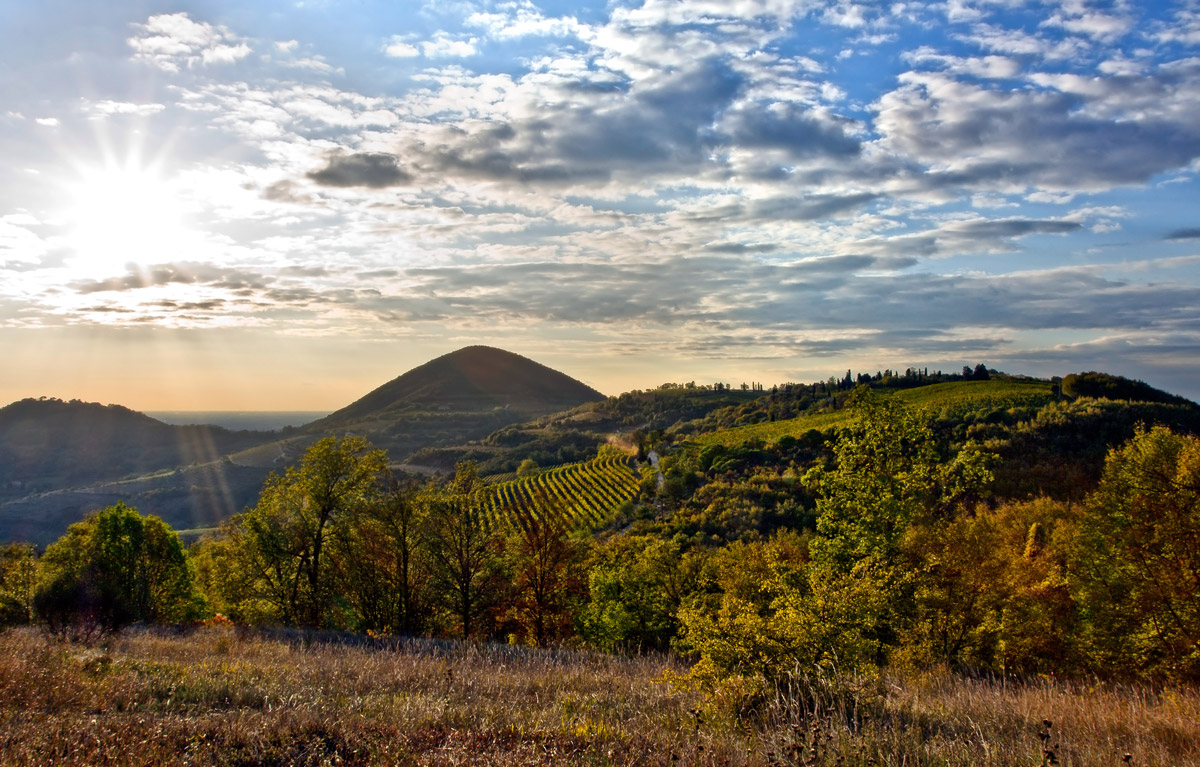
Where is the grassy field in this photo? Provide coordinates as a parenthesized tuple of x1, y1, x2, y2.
(1, 626, 1196, 766)
(692, 380, 1055, 448)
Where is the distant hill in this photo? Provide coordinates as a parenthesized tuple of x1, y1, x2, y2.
(0, 398, 268, 493)
(301, 346, 605, 462)
(0, 398, 274, 544)
(312, 346, 603, 426)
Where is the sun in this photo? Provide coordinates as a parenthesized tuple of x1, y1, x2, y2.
(64, 159, 190, 276)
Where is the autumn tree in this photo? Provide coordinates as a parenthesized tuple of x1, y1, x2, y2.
(332, 474, 431, 634)
(226, 436, 387, 628)
(505, 494, 586, 645)
(0, 543, 37, 627)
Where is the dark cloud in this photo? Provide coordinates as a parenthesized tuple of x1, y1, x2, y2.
(307, 152, 412, 188)
(702, 242, 779, 254)
(398, 59, 860, 190)
(719, 104, 861, 158)
(261, 180, 314, 203)
(876, 67, 1200, 192)
(1166, 227, 1200, 240)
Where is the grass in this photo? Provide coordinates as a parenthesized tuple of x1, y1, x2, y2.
(1, 626, 1197, 766)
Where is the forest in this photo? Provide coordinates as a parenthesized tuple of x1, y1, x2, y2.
(2, 372, 1199, 765)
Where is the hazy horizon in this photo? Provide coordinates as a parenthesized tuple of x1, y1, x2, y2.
(3, 1, 1198, 409)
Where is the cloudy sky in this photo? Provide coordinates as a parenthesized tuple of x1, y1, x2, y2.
(1, 0, 1198, 410)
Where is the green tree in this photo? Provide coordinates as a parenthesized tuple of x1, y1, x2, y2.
(803, 387, 994, 573)
(226, 436, 387, 628)
(424, 462, 502, 638)
(1074, 425, 1200, 679)
(0, 543, 37, 627)
(34, 502, 203, 636)
(580, 535, 707, 652)
(516, 458, 539, 478)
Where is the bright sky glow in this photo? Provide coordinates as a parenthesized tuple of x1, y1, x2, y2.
(0, 0, 1198, 409)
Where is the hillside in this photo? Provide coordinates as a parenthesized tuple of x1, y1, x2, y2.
(0, 398, 268, 497)
(312, 346, 603, 426)
(302, 346, 605, 462)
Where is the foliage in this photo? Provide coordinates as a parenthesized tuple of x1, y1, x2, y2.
(502, 494, 587, 645)
(220, 436, 387, 628)
(580, 535, 707, 652)
(1073, 425, 1200, 679)
(692, 379, 1054, 449)
(33, 502, 203, 636)
(332, 475, 432, 635)
(0, 543, 37, 627)
(1062, 370, 1194, 405)
(423, 462, 505, 639)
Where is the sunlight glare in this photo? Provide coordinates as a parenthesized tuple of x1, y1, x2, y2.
(65, 160, 190, 276)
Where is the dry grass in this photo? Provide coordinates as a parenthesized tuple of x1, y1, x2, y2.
(757, 666, 1200, 767)
(1, 627, 1197, 766)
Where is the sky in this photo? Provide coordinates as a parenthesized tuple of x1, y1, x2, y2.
(1, 0, 1199, 410)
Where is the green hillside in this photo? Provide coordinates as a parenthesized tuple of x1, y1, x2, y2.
(691, 379, 1056, 448)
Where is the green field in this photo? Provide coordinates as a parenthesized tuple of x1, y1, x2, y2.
(692, 380, 1056, 448)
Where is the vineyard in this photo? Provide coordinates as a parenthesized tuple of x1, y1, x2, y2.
(691, 379, 1057, 448)
(477, 455, 641, 532)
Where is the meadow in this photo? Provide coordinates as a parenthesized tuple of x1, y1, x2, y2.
(2, 625, 1197, 766)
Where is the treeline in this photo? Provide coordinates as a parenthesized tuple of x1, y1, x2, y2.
(3, 385, 1199, 695)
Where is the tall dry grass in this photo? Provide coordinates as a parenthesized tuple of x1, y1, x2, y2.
(0, 626, 1196, 766)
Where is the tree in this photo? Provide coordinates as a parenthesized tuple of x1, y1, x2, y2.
(803, 387, 994, 573)
(424, 462, 502, 638)
(505, 495, 586, 645)
(1074, 425, 1200, 679)
(581, 535, 707, 652)
(332, 474, 431, 635)
(516, 458, 539, 478)
(227, 436, 387, 628)
(34, 502, 203, 636)
(0, 543, 37, 627)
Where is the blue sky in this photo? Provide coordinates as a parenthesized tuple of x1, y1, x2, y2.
(1, 0, 1198, 409)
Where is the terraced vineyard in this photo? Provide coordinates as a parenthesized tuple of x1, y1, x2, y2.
(692, 379, 1056, 448)
(478, 455, 641, 531)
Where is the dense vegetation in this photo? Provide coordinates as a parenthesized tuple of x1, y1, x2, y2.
(3, 366, 1200, 763)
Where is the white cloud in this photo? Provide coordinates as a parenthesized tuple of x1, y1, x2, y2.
(1042, 1, 1133, 43)
(956, 23, 1087, 61)
(466, 2, 585, 40)
(904, 47, 1021, 78)
(34, 117, 59, 126)
(128, 13, 252, 72)
(422, 33, 479, 58)
(384, 37, 421, 58)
